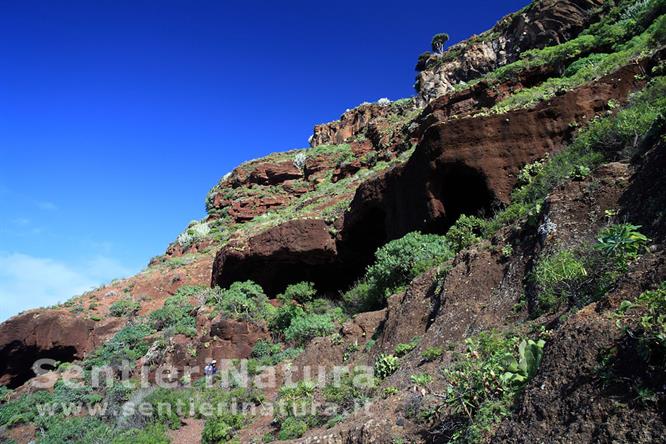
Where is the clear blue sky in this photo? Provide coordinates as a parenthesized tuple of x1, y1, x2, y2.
(0, 0, 529, 321)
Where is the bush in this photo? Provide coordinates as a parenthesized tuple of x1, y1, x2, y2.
(251, 339, 281, 360)
(109, 298, 140, 317)
(323, 369, 375, 411)
(596, 223, 650, 263)
(0, 390, 52, 427)
(269, 302, 305, 335)
(441, 332, 544, 442)
(145, 388, 190, 429)
(279, 281, 317, 303)
(112, 424, 170, 444)
(84, 323, 155, 368)
(446, 215, 489, 252)
(395, 337, 420, 357)
(374, 354, 399, 379)
(201, 412, 245, 444)
(278, 416, 309, 440)
(150, 292, 196, 337)
(212, 281, 275, 322)
(421, 346, 444, 362)
(345, 232, 453, 312)
(531, 250, 588, 316)
(284, 313, 335, 345)
(431, 32, 449, 53)
(37, 416, 112, 444)
(615, 283, 666, 364)
(410, 373, 433, 387)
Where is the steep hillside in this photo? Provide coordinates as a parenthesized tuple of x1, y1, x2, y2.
(1, 0, 665, 443)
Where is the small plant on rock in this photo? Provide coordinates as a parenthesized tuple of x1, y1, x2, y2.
(374, 354, 399, 379)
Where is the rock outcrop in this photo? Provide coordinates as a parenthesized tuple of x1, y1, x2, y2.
(212, 218, 341, 295)
(0, 311, 118, 388)
(415, 0, 606, 105)
(342, 61, 648, 242)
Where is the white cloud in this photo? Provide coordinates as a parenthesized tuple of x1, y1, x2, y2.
(0, 252, 133, 322)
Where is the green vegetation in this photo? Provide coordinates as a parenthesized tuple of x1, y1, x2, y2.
(440, 332, 544, 443)
(278, 281, 316, 304)
(208, 281, 276, 323)
(322, 368, 375, 412)
(431, 33, 450, 53)
(410, 373, 433, 388)
(202, 412, 246, 444)
(491, 3, 666, 114)
(531, 223, 650, 317)
(395, 336, 421, 357)
(421, 346, 444, 362)
(344, 232, 454, 312)
(150, 290, 197, 337)
(109, 298, 140, 317)
(374, 354, 399, 379)
(284, 313, 335, 345)
(84, 322, 155, 368)
(615, 283, 666, 365)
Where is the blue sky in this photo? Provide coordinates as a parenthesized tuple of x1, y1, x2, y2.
(0, 0, 529, 321)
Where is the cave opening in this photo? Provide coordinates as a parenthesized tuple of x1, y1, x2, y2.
(0, 342, 78, 389)
(438, 162, 497, 229)
(214, 206, 389, 298)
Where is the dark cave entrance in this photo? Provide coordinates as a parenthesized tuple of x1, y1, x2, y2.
(1, 342, 78, 388)
(438, 162, 497, 228)
(214, 206, 389, 298)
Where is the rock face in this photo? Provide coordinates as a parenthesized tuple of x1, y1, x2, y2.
(342, 62, 647, 242)
(0, 311, 107, 388)
(310, 99, 418, 148)
(212, 218, 341, 295)
(415, 0, 606, 105)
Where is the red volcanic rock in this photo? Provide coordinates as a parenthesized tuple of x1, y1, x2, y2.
(212, 218, 339, 295)
(247, 161, 303, 185)
(0, 310, 104, 388)
(342, 61, 649, 240)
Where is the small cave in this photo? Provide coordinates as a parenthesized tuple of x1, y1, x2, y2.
(437, 162, 498, 230)
(0, 342, 79, 389)
(213, 206, 390, 298)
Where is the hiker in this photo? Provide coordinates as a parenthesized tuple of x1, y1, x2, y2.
(204, 359, 218, 376)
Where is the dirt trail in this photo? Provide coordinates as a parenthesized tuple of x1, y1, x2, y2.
(168, 418, 204, 444)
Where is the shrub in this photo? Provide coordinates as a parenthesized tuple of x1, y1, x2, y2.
(441, 332, 544, 442)
(212, 281, 275, 322)
(323, 369, 375, 411)
(150, 292, 196, 337)
(279, 281, 317, 304)
(410, 373, 433, 387)
(446, 215, 489, 252)
(374, 354, 399, 379)
(251, 339, 281, 360)
(615, 283, 666, 364)
(84, 323, 155, 368)
(0, 390, 52, 427)
(421, 346, 444, 362)
(269, 302, 305, 335)
(284, 313, 335, 345)
(345, 232, 453, 311)
(394, 337, 420, 357)
(145, 388, 190, 429)
(109, 298, 140, 317)
(112, 424, 170, 444)
(596, 223, 650, 263)
(278, 416, 309, 440)
(531, 250, 588, 316)
(37, 416, 113, 444)
(201, 412, 245, 444)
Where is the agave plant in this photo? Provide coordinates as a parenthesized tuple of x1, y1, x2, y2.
(500, 339, 545, 386)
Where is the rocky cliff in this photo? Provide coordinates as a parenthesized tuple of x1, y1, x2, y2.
(1, 0, 665, 443)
